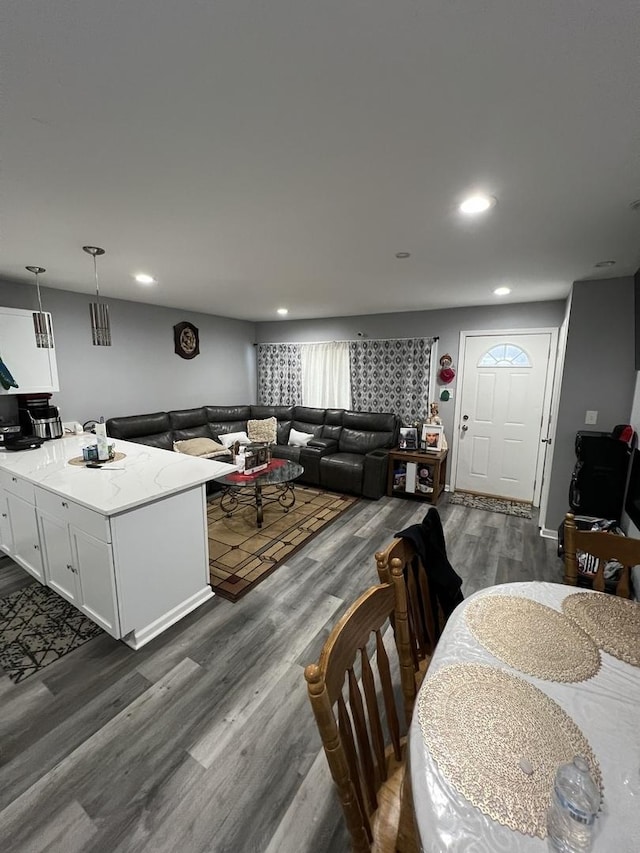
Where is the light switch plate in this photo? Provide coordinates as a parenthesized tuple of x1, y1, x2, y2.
(585, 410, 598, 425)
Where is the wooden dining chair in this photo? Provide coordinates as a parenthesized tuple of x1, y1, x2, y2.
(563, 511, 639, 598)
(304, 562, 419, 853)
(375, 537, 441, 687)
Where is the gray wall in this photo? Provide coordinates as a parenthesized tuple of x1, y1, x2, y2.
(0, 280, 257, 424)
(545, 277, 636, 530)
(257, 300, 566, 440)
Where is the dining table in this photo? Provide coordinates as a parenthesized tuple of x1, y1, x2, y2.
(409, 581, 640, 852)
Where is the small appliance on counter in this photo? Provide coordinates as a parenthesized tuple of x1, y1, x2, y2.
(0, 397, 22, 447)
(18, 393, 63, 441)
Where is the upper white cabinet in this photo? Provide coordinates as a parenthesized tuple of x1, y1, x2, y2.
(0, 306, 59, 394)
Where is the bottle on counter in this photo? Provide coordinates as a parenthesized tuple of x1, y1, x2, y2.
(95, 419, 109, 462)
(546, 755, 600, 852)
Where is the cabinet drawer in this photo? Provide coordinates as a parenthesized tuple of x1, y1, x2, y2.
(35, 488, 111, 543)
(0, 471, 35, 503)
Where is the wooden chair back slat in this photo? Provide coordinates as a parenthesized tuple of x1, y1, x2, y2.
(338, 694, 372, 842)
(360, 647, 387, 786)
(375, 629, 402, 759)
(563, 512, 637, 599)
(348, 667, 378, 812)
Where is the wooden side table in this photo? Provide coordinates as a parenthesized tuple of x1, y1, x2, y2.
(387, 448, 448, 505)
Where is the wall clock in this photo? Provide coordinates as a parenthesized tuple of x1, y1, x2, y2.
(173, 321, 200, 359)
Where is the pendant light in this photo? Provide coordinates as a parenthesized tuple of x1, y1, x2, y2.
(83, 246, 111, 346)
(25, 265, 54, 348)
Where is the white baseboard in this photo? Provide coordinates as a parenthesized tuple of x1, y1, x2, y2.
(123, 587, 214, 650)
(540, 527, 559, 541)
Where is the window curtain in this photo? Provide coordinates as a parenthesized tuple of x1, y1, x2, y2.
(349, 337, 435, 424)
(301, 342, 351, 409)
(256, 343, 303, 405)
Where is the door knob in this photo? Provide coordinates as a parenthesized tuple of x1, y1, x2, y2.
(461, 424, 469, 432)
(541, 438, 552, 444)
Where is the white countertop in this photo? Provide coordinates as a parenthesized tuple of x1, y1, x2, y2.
(0, 434, 237, 516)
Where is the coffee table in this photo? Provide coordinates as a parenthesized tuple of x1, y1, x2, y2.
(213, 458, 304, 528)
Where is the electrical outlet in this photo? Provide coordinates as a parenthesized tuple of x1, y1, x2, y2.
(585, 410, 598, 425)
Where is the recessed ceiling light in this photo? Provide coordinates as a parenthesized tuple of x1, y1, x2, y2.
(594, 260, 616, 268)
(277, 308, 288, 316)
(395, 252, 411, 259)
(459, 194, 496, 215)
(134, 273, 156, 285)
(494, 287, 511, 296)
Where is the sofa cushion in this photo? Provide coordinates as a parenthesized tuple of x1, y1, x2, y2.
(172, 424, 215, 443)
(219, 430, 250, 448)
(168, 407, 208, 430)
(130, 432, 174, 451)
(339, 411, 397, 453)
(205, 406, 251, 440)
(247, 416, 278, 444)
(288, 428, 314, 446)
(106, 411, 171, 441)
(173, 437, 229, 459)
(250, 405, 294, 421)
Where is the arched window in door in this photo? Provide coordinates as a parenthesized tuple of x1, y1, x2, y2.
(478, 344, 531, 367)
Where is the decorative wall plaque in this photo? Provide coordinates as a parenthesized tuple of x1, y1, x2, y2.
(173, 321, 200, 359)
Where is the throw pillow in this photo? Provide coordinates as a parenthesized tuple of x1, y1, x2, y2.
(219, 431, 250, 449)
(247, 416, 278, 444)
(288, 428, 314, 447)
(173, 437, 229, 459)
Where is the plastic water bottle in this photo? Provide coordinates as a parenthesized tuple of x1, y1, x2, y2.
(547, 755, 600, 852)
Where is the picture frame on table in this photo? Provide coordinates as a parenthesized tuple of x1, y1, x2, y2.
(421, 423, 444, 452)
(399, 427, 418, 451)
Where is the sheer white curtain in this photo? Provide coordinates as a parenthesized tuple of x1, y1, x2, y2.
(301, 342, 351, 409)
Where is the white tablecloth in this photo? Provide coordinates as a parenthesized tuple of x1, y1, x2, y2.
(409, 582, 640, 852)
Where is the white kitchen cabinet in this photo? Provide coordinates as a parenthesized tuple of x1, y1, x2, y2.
(35, 491, 120, 638)
(70, 525, 119, 637)
(38, 510, 79, 605)
(0, 306, 59, 394)
(6, 492, 44, 581)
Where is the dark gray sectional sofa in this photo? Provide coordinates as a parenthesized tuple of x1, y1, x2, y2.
(106, 405, 400, 499)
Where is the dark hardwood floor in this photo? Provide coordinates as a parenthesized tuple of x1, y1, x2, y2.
(0, 495, 562, 853)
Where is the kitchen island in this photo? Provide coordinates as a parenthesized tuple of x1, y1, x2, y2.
(0, 434, 236, 648)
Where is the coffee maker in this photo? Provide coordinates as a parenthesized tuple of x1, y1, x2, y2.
(18, 393, 63, 441)
(0, 397, 22, 447)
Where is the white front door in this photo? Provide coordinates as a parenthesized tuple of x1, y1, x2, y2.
(454, 332, 554, 502)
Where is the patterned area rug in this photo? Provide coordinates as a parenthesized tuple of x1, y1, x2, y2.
(208, 485, 358, 601)
(0, 583, 103, 683)
(447, 491, 533, 519)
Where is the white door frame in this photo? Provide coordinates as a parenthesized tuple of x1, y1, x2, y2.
(450, 327, 559, 506)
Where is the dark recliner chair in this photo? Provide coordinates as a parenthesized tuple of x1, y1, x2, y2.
(318, 411, 399, 498)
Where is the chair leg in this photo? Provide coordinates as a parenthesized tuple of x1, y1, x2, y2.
(396, 766, 420, 853)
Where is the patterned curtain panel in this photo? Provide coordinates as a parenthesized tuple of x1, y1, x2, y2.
(256, 343, 303, 405)
(349, 337, 435, 424)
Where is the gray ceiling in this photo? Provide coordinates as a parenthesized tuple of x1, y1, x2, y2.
(2, 1, 639, 321)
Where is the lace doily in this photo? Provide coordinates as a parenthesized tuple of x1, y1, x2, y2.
(417, 663, 602, 838)
(562, 592, 640, 667)
(68, 452, 126, 466)
(465, 595, 600, 682)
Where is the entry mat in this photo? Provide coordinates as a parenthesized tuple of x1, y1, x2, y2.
(447, 491, 533, 519)
(0, 582, 103, 683)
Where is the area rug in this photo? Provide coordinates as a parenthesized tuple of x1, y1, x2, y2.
(447, 491, 533, 519)
(0, 583, 103, 684)
(208, 485, 358, 601)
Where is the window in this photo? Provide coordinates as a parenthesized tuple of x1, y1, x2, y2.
(478, 344, 531, 367)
